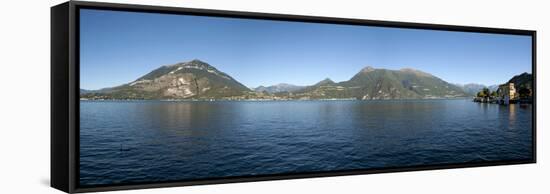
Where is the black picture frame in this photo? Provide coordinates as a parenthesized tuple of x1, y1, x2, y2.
(51, 1, 537, 193)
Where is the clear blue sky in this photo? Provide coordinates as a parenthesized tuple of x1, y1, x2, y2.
(80, 9, 532, 90)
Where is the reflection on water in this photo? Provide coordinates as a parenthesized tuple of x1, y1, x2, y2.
(79, 99, 533, 186)
(509, 104, 516, 123)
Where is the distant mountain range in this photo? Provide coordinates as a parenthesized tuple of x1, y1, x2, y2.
(253, 83, 305, 93)
(81, 59, 528, 100)
(455, 83, 498, 95)
(455, 74, 532, 96)
(456, 83, 486, 95)
(80, 89, 91, 94)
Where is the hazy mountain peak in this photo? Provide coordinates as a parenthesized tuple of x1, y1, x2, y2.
(315, 78, 335, 86)
(458, 83, 487, 95)
(321, 78, 334, 82)
(275, 83, 293, 87)
(253, 83, 305, 93)
(464, 83, 486, 87)
(360, 66, 375, 73)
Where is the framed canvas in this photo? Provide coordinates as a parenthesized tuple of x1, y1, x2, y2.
(51, 1, 536, 193)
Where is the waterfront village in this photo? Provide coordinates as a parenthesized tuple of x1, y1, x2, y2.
(473, 82, 533, 105)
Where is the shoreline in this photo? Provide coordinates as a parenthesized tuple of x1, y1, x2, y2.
(80, 97, 473, 102)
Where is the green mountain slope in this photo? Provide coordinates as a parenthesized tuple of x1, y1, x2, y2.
(294, 66, 468, 100)
(508, 72, 533, 89)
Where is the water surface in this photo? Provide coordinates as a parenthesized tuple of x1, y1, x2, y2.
(79, 99, 533, 186)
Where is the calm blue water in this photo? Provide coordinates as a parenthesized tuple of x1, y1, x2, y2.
(79, 99, 533, 186)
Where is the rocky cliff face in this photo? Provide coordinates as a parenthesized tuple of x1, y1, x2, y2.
(81, 59, 250, 99)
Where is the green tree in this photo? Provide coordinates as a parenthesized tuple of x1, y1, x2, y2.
(477, 88, 490, 98)
(476, 91, 483, 98)
(518, 88, 531, 99)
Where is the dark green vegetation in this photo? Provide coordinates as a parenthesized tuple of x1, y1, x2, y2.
(82, 59, 531, 101)
(508, 72, 533, 90)
(509, 73, 534, 100)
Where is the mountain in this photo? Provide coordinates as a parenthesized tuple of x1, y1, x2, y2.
(314, 78, 336, 86)
(507, 72, 533, 89)
(81, 59, 250, 99)
(458, 83, 487, 95)
(466, 72, 534, 95)
(292, 66, 468, 100)
(468, 73, 533, 98)
(253, 83, 305, 93)
(487, 84, 499, 92)
(80, 89, 91, 94)
(81, 62, 471, 100)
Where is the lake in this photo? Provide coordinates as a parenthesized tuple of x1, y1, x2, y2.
(79, 99, 533, 186)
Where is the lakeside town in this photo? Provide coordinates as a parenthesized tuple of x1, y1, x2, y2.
(473, 81, 533, 105)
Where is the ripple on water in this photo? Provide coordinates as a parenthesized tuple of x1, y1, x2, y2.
(79, 100, 533, 186)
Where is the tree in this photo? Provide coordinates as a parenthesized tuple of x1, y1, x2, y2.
(482, 88, 490, 97)
(518, 88, 531, 99)
(476, 91, 483, 98)
(477, 88, 490, 98)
